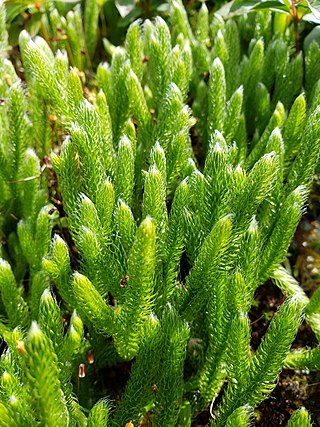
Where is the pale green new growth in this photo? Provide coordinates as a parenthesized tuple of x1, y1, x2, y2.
(22, 322, 69, 426)
(224, 405, 252, 427)
(84, 0, 99, 60)
(87, 400, 110, 427)
(0, 260, 28, 328)
(73, 272, 116, 336)
(287, 407, 313, 427)
(115, 217, 156, 359)
(208, 58, 226, 138)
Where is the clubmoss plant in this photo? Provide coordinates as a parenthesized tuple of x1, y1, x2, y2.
(0, 1, 319, 426)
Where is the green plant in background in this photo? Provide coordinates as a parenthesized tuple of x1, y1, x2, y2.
(0, 0, 320, 426)
(221, 0, 320, 53)
(4, 0, 172, 59)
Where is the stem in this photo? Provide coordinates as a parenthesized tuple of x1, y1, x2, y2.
(294, 18, 299, 55)
(99, 5, 108, 38)
(291, 0, 300, 55)
(40, 20, 51, 47)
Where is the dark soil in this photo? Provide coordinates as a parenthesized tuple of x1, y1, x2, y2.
(256, 368, 320, 426)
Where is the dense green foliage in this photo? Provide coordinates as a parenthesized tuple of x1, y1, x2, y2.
(0, 0, 320, 426)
